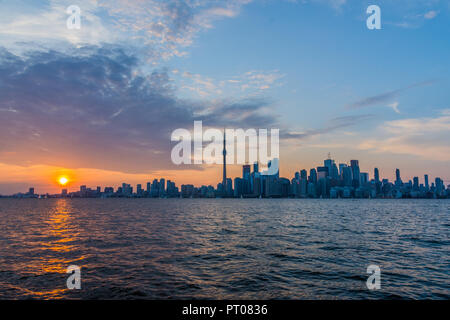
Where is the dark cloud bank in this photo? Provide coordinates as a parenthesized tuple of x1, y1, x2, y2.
(0, 46, 280, 173)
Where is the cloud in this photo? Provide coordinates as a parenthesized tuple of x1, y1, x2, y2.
(388, 102, 400, 114)
(282, 114, 375, 140)
(346, 80, 435, 110)
(0, 47, 278, 173)
(0, 0, 253, 61)
(176, 69, 285, 99)
(358, 110, 450, 161)
(424, 10, 439, 19)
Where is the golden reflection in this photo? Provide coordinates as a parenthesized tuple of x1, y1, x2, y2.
(29, 199, 86, 299)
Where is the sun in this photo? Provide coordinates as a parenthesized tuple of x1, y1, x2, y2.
(58, 177, 69, 186)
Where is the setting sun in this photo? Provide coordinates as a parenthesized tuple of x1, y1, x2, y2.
(58, 177, 69, 186)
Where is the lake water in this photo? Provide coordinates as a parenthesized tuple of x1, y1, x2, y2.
(0, 198, 448, 299)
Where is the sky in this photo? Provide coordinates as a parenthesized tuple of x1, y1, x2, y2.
(0, 0, 449, 194)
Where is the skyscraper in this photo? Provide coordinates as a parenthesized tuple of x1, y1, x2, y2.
(413, 177, 419, 190)
(243, 164, 251, 194)
(309, 168, 317, 184)
(222, 129, 227, 192)
(243, 165, 251, 180)
(374, 168, 380, 183)
(424, 174, 429, 190)
(253, 161, 259, 173)
(300, 169, 308, 180)
(395, 168, 402, 186)
(350, 160, 360, 187)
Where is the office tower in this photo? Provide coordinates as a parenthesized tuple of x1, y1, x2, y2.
(253, 161, 259, 173)
(339, 163, 348, 178)
(317, 166, 329, 179)
(412, 177, 419, 190)
(242, 164, 251, 194)
(300, 169, 308, 180)
(151, 179, 159, 197)
(137, 184, 143, 195)
(342, 166, 352, 187)
(360, 172, 369, 185)
(350, 160, 360, 188)
(234, 178, 243, 197)
(435, 178, 443, 196)
(317, 177, 329, 198)
(265, 175, 282, 198)
(146, 182, 151, 194)
(226, 178, 233, 196)
(374, 168, 380, 183)
(424, 174, 429, 190)
(167, 180, 177, 197)
(300, 178, 307, 197)
(309, 168, 317, 184)
(222, 129, 227, 191)
(307, 182, 316, 198)
(280, 178, 290, 198)
(181, 185, 194, 198)
(243, 165, 251, 180)
(252, 174, 261, 197)
(395, 169, 402, 186)
(28, 187, 34, 195)
(159, 179, 165, 196)
(104, 187, 114, 194)
(295, 172, 300, 181)
(324, 158, 338, 180)
(324, 158, 339, 180)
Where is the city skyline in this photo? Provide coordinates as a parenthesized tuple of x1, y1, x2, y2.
(3, 155, 448, 199)
(1, 152, 449, 195)
(0, 1, 449, 194)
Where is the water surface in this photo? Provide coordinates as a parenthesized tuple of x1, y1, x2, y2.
(0, 198, 448, 299)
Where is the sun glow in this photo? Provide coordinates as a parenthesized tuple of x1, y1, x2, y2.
(58, 177, 69, 186)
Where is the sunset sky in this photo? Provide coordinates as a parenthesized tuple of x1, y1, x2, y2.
(0, 0, 449, 194)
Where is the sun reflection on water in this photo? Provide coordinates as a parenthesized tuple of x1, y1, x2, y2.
(30, 199, 85, 298)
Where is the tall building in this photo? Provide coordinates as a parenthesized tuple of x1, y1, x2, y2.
(360, 172, 369, 185)
(234, 178, 243, 197)
(342, 166, 352, 187)
(222, 129, 227, 192)
(413, 177, 419, 190)
(324, 158, 338, 180)
(374, 168, 380, 183)
(350, 160, 360, 187)
(300, 169, 308, 180)
(395, 169, 402, 186)
(253, 161, 259, 173)
(243, 164, 251, 194)
(243, 165, 251, 180)
(317, 166, 329, 179)
(309, 168, 317, 184)
(339, 163, 348, 178)
(424, 174, 429, 190)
